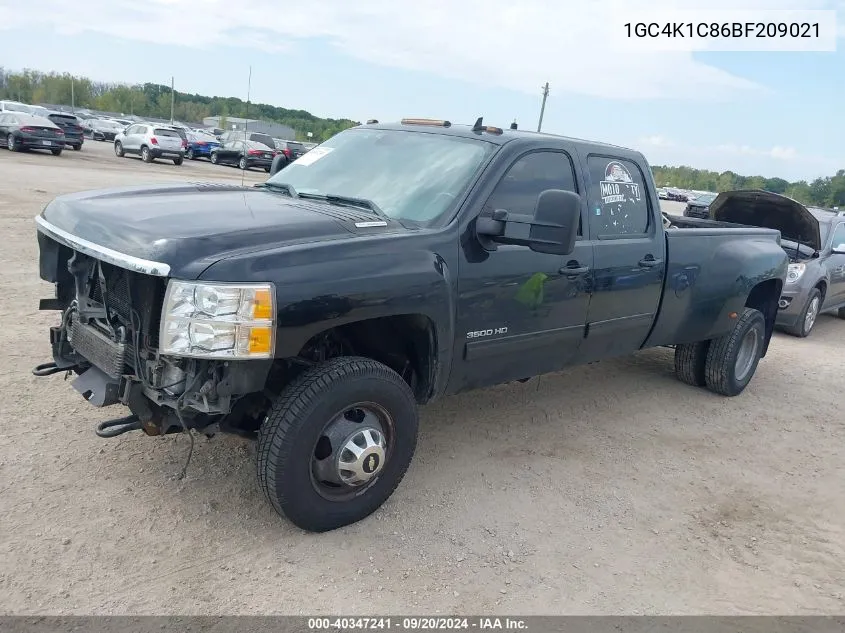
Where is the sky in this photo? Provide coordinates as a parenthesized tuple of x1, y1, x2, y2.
(0, 0, 842, 182)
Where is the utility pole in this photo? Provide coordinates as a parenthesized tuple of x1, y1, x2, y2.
(170, 76, 175, 124)
(70, 76, 75, 113)
(537, 82, 549, 132)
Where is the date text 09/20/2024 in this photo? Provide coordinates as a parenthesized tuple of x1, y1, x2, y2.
(307, 617, 527, 630)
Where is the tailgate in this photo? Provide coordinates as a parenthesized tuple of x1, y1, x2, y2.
(642, 227, 787, 349)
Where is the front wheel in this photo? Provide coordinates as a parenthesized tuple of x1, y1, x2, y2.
(210, 152, 218, 164)
(784, 288, 821, 338)
(257, 357, 419, 532)
(238, 156, 247, 170)
(8, 134, 20, 152)
(704, 307, 766, 396)
(114, 141, 124, 157)
(187, 148, 195, 160)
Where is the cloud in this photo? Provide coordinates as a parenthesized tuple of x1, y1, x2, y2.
(641, 136, 838, 180)
(1, 0, 839, 101)
(640, 135, 676, 148)
(715, 144, 800, 160)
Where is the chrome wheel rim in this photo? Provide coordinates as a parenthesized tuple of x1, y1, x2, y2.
(310, 402, 393, 502)
(804, 296, 820, 333)
(734, 327, 760, 382)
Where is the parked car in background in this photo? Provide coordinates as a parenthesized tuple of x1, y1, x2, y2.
(666, 188, 688, 202)
(0, 112, 65, 155)
(113, 123, 185, 165)
(708, 190, 845, 337)
(0, 100, 35, 114)
(210, 139, 275, 170)
(220, 130, 277, 150)
(46, 112, 85, 151)
(185, 130, 220, 160)
(274, 139, 307, 162)
(657, 188, 669, 200)
(683, 192, 718, 219)
(86, 118, 124, 141)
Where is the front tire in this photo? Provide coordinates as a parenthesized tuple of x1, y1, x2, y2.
(8, 134, 20, 152)
(704, 307, 766, 396)
(257, 357, 419, 533)
(674, 341, 709, 387)
(784, 288, 821, 338)
(114, 141, 124, 157)
(187, 148, 195, 160)
(238, 156, 247, 170)
(210, 152, 218, 165)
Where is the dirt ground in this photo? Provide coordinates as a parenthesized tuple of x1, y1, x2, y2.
(0, 141, 843, 616)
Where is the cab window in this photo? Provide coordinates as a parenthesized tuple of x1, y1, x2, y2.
(587, 156, 650, 237)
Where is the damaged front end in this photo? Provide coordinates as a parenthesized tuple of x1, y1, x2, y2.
(34, 223, 274, 439)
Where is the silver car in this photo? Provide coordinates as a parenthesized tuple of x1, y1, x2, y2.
(710, 190, 845, 337)
(113, 123, 185, 165)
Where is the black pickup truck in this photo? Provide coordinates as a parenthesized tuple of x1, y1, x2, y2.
(34, 118, 788, 532)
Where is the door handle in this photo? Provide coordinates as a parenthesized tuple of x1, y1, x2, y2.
(638, 257, 663, 268)
(559, 263, 590, 277)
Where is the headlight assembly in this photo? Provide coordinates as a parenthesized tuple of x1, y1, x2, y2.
(786, 263, 806, 284)
(160, 281, 275, 359)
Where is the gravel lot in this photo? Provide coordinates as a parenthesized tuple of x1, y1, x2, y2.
(1, 140, 843, 616)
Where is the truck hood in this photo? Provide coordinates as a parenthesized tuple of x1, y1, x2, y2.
(36, 183, 396, 278)
(709, 189, 821, 252)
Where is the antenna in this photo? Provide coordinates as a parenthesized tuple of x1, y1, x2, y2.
(241, 65, 252, 187)
(472, 117, 484, 132)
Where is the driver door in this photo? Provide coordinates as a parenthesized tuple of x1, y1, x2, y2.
(449, 147, 594, 394)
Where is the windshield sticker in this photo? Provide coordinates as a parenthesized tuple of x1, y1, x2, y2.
(599, 161, 641, 205)
(294, 146, 333, 166)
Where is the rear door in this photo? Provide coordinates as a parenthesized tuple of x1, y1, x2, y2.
(123, 124, 143, 152)
(577, 153, 666, 362)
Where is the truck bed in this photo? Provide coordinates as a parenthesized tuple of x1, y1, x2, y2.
(645, 215, 784, 348)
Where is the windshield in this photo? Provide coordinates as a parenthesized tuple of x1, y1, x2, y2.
(267, 128, 495, 224)
(97, 120, 122, 129)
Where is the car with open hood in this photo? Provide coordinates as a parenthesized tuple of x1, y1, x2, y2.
(33, 118, 787, 533)
(707, 190, 845, 337)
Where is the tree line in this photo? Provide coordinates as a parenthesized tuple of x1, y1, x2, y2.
(0, 68, 358, 142)
(652, 165, 844, 208)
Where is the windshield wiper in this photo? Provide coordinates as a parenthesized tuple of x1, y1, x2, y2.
(298, 192, 390, 222)
(257, 182, 299, 198)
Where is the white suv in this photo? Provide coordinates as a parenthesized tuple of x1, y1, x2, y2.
(113, 123, 185, 165)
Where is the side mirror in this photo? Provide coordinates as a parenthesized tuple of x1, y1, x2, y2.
(476, 189, 581, 256)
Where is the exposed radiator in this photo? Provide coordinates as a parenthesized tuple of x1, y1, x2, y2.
(70, 320, 128, 379)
